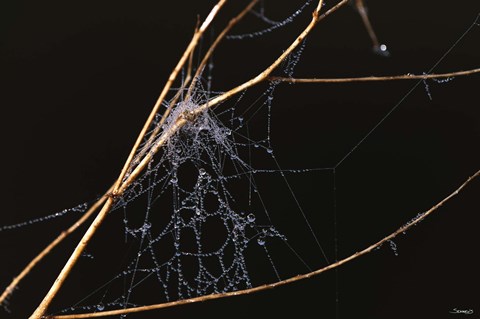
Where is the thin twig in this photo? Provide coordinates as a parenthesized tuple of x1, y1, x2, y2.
(115, 0, 348, 199)
(354, 0, 380, 50)
(136, 0, 260, 167)
(0, 186, 112, 306)
(129, 46, 196, 170)
(111, 0, 228, 195)
(268, 67, 480, 83)
(47, 169, 480, 318)
(186, 0, 261, 100)
(27, 3, 227, 319)
(29, 1, 337, 315)
(194, 0, 350, 115)
(99, 0, 354, 197)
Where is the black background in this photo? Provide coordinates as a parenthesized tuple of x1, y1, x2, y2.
(1, 1, 479, 318)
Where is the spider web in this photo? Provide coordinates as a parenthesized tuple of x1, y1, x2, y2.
(52, 37, 323, 314)
(0, 1, 479, 318)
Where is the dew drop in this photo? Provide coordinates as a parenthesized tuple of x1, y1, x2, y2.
(388, 240, 398, 256)
(199, 168, 206, 176)
(374, 44, 390, 57)
(247, 214, 256, 223)
(257, 236, 265, 246)
(96, 303, 105, 311)
(142, 222, 151, 230)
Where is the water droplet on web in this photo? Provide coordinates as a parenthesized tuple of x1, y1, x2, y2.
(257, 236, 265, 246)
(247, 214, 256, 223)
(170, 176, 178, 184)
(199, 168, 206, 176)
(266, 148, 273, 154)
(388, 240, 398, 256)
(374, 43, 390, 57)
(96, 303, 104, 311)
(143, 222, 151, 230)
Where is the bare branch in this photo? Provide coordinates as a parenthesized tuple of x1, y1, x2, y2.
(111, 0, 227, 195)
(47, 169, 480, 319)
(194, 0, 350, 115)
(186, 0, 261, 99)
(269, 67, 480, 83)
(27, 3, 228, 318)
(0, 189, 111, 306)
(136, 0, 260, 167)
(354, 0, 381, 51)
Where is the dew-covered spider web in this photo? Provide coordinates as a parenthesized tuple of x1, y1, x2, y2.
(1, 1, 479, 318)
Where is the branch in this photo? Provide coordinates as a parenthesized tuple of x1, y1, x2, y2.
(354, 0, 381, 51)
(111, 0, 228, 195)
(186, 0, 261, 99)
(268, 67, 480, 83)
(0, 187, 112, 306)
(47, 169, 480, 318)
(27, 3, 228, 319)
(194, 0, 350, 115)
(134, 0, 260, 169)
(114, 0, 353, 202)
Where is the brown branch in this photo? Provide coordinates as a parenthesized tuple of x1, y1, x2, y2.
(129, 43, 196, 170)
(186, 0, 261, 100)
(29, 0, 468, 317)
(194, 0, 350, 115)
(28, 1, 342, 316)
(102, 0, 355, 199)
(354, 0, 381, 51)
(111, 0, 227, 195)
(0, 186, 112, 306)
(113, 0, 353, 200)
(47, 169, 480, 319)
(134, 0, 260, 169)
(269, 67, 480, 83)
(27, 3, 227, 319)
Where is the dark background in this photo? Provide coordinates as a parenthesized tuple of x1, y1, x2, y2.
(0, 1, 479, 318)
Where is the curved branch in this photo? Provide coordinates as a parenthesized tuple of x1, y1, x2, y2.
(47, 169, 480, 318)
